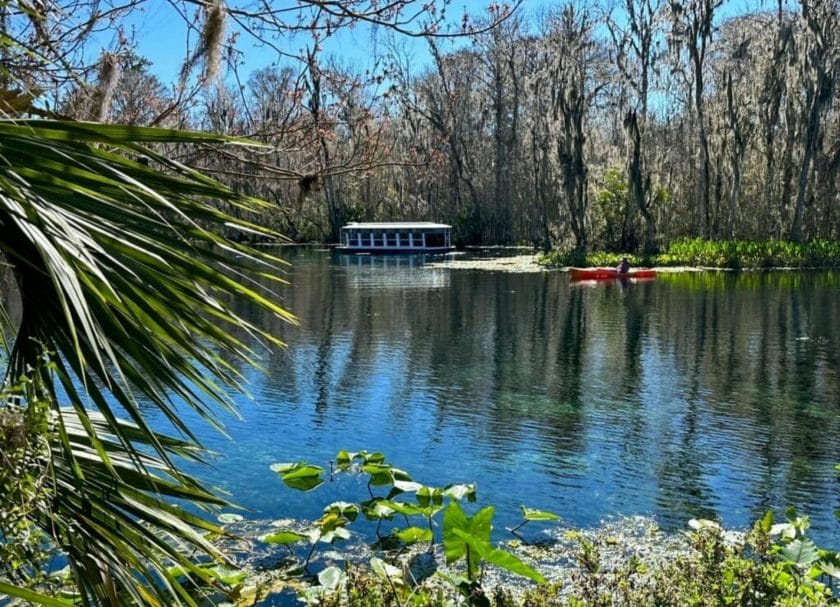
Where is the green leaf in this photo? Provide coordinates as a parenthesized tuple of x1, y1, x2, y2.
(395, 526, 434, 544)
(379, 499, 426, 517)
(363, 452, 387, 464)
(759, 510, 774, 533)
(324, 501, 361, 521)
(417, 485, 445, 506)
(363, 499, 397, 520)
(520, 506, 560, 522)
(271, 462, 325, 492)
(206, 564, 247, 586)
(0, 581, 72, 607)
(818, 560, 840, 580)
(780, 539, 820, 568)
(444, 483, 477, 502)
(450, 529, 545, 584)
(469, 506, 495, 543)
(443, 501, 472, 564)
(363, 463, 396, 486)
(318, 566, 346, 591)
(0, 118, 297, 606)
(260, 530, 308, 545)
(335, 450, 354, 466)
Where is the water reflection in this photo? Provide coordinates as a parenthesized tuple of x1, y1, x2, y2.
(177, 252, 840, 545)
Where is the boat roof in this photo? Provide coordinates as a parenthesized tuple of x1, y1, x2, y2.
(341, 222, 451, 230)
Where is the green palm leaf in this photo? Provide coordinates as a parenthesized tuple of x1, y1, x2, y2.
(0, 118, 296, 605)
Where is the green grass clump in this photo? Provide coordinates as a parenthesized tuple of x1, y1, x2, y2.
(537, 239, 840, 269)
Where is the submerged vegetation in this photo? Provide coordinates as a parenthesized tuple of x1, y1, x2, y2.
(187, 451, 840, 607)
(538, 239, 840, 270)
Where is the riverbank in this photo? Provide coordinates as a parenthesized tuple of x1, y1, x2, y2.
(425, 253, 704, 274)
(212, 516, 693, 604)
(213, 514, 833, 606)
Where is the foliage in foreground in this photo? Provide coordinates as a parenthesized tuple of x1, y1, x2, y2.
(0, 116, 294, 606)
(296, 514, 840, 607)
(240, 452, 840, 607)
(538, 239, 840, 269)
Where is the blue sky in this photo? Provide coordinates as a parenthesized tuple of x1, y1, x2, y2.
(94, 0, 770, 86)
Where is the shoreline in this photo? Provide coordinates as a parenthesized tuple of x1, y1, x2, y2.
(424, 253, 833, 273)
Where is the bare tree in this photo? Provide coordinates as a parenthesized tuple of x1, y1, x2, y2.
(536, 3, 605, 251)
(608, 0, 666, 251)
(668, 0, 722, 238)
(791, 0, 839, 241)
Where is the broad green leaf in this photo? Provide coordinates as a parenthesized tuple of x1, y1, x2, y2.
(780, 539, 820, 568)
(444, 483, 477, 502)
(260, 530, 308, 545)
(443, 501, 471, 564)
(818, 560, 840, 580)
(363, 500, 397, 520)
(450, 529, 546, 584)
(363, 452, 387, 464)
(390, 466, 412, 482)
(363, 463, 395, 486)
(335, 450, 355, 466)
(379, 500, 426, 517)
(395, 526, 434, 544)
(318, 566, 346, 591)
(417, 485, 445, 506)
(324, 501, 361, 521)
(316, 512, 347, 532)
(271, 462, 325, 492)
(469, 506, 495, 543)
(206, 565, 247, 585)
(520, 506, 560, 522)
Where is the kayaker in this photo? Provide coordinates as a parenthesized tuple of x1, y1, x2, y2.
(617, 257, 631, 274)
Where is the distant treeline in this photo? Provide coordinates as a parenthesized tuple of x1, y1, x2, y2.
(59, 0, 840, 252)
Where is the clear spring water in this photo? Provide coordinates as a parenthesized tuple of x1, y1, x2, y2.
(159, 248, 840, 547)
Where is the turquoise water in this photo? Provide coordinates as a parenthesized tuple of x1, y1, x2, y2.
(162, 249, 840, 546)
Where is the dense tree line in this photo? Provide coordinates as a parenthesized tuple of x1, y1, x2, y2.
(12, 0, 840, 251)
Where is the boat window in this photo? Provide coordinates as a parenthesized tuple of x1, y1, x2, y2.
(426, 232, 445, 247)
(386, 232, 397, 247)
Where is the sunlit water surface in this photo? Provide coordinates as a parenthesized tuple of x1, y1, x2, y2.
(157, 249, 840, 546)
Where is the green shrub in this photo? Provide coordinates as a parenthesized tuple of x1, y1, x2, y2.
(538, 239, 840, 269)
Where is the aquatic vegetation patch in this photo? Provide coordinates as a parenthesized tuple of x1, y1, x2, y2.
(538, 239, 840, 269)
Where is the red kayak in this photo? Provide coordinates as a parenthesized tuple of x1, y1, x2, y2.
(569, 267, 657, 280)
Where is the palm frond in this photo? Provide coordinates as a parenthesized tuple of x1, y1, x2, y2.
(0, 118, 296, 605)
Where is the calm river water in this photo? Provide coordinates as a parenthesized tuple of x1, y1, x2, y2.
(171, 248, 840, 546)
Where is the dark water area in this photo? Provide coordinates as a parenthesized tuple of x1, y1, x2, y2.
(156, 248, 840, 546)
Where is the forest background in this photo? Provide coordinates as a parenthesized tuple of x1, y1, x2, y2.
(9, 0, 839, 254)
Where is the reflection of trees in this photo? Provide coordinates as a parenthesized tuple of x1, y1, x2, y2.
(241, 256, 840, 534)
(650, 272, 840, 527)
